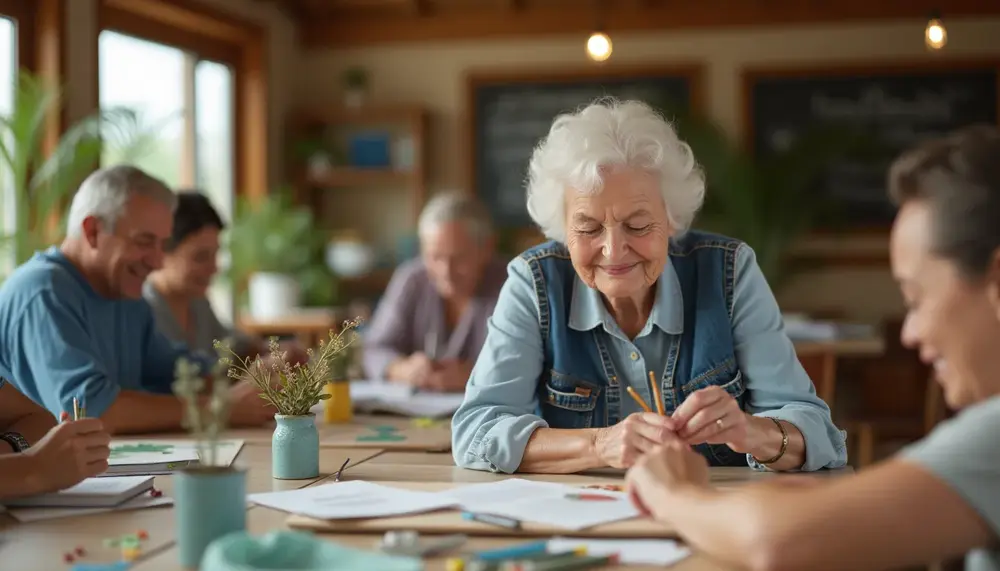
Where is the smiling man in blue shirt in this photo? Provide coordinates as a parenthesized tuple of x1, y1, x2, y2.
(0, 165, 274, 434)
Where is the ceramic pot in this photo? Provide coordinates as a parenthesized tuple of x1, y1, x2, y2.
(272, 413, 320, 480)
(248, 272, 300, 320)
(175, 467, 247, 569)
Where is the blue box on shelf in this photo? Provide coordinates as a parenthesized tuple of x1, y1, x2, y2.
(348, 131, 392, 169)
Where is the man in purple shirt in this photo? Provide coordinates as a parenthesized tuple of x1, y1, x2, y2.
(362, 192, 507, 392)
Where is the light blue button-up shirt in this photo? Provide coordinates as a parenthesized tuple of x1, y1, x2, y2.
(451, 245, 848, 474)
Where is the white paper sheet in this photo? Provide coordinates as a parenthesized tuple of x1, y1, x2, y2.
(247, 481, 458, 520)
(440, 479, 579, 511)
(442, 478, 639, 530)
(547, 538, 691, 566)
(5, 494, 173, 523)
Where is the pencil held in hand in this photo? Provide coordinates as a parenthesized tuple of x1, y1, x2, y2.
(626, 386, 653, 413)
(648, 371, 665, 416)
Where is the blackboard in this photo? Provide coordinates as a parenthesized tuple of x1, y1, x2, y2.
(468, 67, 701, 228)
(746, 63, 1000, 228)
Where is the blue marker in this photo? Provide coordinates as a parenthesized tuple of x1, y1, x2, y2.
(471, 539, 548, 561)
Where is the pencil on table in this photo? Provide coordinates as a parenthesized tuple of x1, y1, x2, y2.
(626, 386, 653, 413)
(648, 371, 665, 416)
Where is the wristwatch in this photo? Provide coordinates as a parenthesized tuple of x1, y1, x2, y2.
(0, 431, 30, 453)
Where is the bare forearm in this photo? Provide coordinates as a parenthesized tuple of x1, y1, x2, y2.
(0, 454, 41, 499)
(518, 428, 602, 473)
(100, 391, 186, 435)
(2, 410, 55, 445)
(745, 417, 806, 471)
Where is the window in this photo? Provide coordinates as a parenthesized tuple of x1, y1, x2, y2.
(0, 16, 17, 275)
(99, 30, 236, 322)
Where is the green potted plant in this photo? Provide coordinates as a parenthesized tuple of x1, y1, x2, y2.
(172, 350, 246, 569)
(292, 135, 334, 178)
(217, 320, 362, 479)
(224, 189, 336, 319)
(342, 66, 369, 108)
(0, 71, 162, 275)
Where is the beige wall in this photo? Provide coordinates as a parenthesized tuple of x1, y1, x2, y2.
(292, 17, 1000, 322)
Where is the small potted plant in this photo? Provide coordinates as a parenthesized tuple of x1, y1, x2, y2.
(218, 319, 362, 480)
(172, 351, 246, 569)
(342, 66, 369, 108)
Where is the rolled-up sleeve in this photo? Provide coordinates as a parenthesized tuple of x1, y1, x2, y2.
(451, 257, 549, 473)
(730, 245, 848, 471)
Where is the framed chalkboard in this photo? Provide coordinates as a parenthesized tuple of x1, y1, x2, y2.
(744, 61, 1000, 229)
(466, 65, 703, 228)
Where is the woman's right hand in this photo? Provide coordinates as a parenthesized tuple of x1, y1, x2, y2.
(594, 412, 679, 469)
(24, 418, 111, 494)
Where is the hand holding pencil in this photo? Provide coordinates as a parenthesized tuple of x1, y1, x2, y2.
(23, 415, 111, 494)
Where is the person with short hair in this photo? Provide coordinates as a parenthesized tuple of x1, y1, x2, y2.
(625, 124, 1000, 571)
(362, 191, 507, 392)
(452, 99, 845, 474)
(0, 165, 275, 434)
(143, 191, 305, 362)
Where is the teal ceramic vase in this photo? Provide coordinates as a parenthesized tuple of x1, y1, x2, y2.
(175, 467, 247, 569)
(272, 413, 320, 480)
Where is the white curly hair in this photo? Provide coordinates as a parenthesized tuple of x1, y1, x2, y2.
(526, 98, 706, 242)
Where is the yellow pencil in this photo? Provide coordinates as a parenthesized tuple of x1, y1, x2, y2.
(648, 371, 665, 416)
(626, 386, 653, 413)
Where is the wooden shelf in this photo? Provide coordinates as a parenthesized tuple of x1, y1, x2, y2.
(305, 167, 418, 188)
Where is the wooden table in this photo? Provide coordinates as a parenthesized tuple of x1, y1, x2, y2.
(0, 418, 843, 571)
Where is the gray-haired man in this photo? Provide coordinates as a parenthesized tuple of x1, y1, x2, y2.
(0, 165, 273, 434)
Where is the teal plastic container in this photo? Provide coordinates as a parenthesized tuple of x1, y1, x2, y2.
(175, 467, 247, 569)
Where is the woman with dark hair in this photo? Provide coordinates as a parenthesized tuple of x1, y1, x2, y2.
(625, 125, 1000, 571)
(144, 191, 303, 360)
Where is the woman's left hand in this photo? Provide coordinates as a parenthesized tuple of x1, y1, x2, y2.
(672, 386, 751, 452)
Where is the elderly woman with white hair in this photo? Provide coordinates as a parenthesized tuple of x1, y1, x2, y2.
(451, 100, 846, 474)
(362, 192, 507, 392)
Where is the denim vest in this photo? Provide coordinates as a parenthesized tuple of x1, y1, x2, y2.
(520, 231, 749, 466)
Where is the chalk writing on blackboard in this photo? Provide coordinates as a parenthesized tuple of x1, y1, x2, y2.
(749, 68, 998, 228)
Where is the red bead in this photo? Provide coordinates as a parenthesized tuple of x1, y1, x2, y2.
(63, 553, 74, 563)
(74, 546, 85, 556)
(137, 530, 148, 540)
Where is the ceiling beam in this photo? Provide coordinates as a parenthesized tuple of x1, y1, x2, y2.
(300, 0, 1000, 48)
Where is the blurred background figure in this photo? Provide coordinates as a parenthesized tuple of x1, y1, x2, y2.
(145, 191, 306, 362)
(362, 191, 505, 392)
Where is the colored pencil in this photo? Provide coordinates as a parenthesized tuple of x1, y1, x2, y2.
(72, 397, 79, 421)
(648, 371, 665, 416)
(462, 511, 521, 530)
(625, 386, 652, 413)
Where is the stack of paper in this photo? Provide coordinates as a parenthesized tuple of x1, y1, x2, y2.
(253, 479, 641, 531)
(2, 476, 173, 522)
(248, 481, 458, 520)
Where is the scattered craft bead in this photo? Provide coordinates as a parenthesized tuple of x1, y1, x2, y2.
(75, 546, 86, 556)
(63, 553, 75, 563)
(137, 530, 148, 540)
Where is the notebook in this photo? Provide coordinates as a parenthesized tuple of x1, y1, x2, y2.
(104, 439, 243, 475)
(3, 475, 154, 508)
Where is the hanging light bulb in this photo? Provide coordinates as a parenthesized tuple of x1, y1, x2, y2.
(586, 31, 612, 62)
(925, 12, 947, 50)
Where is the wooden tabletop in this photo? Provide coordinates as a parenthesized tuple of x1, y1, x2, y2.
(0, 417, 845, 571)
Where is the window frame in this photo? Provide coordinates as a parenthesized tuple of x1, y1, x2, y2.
(96, 0, 268, 201)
